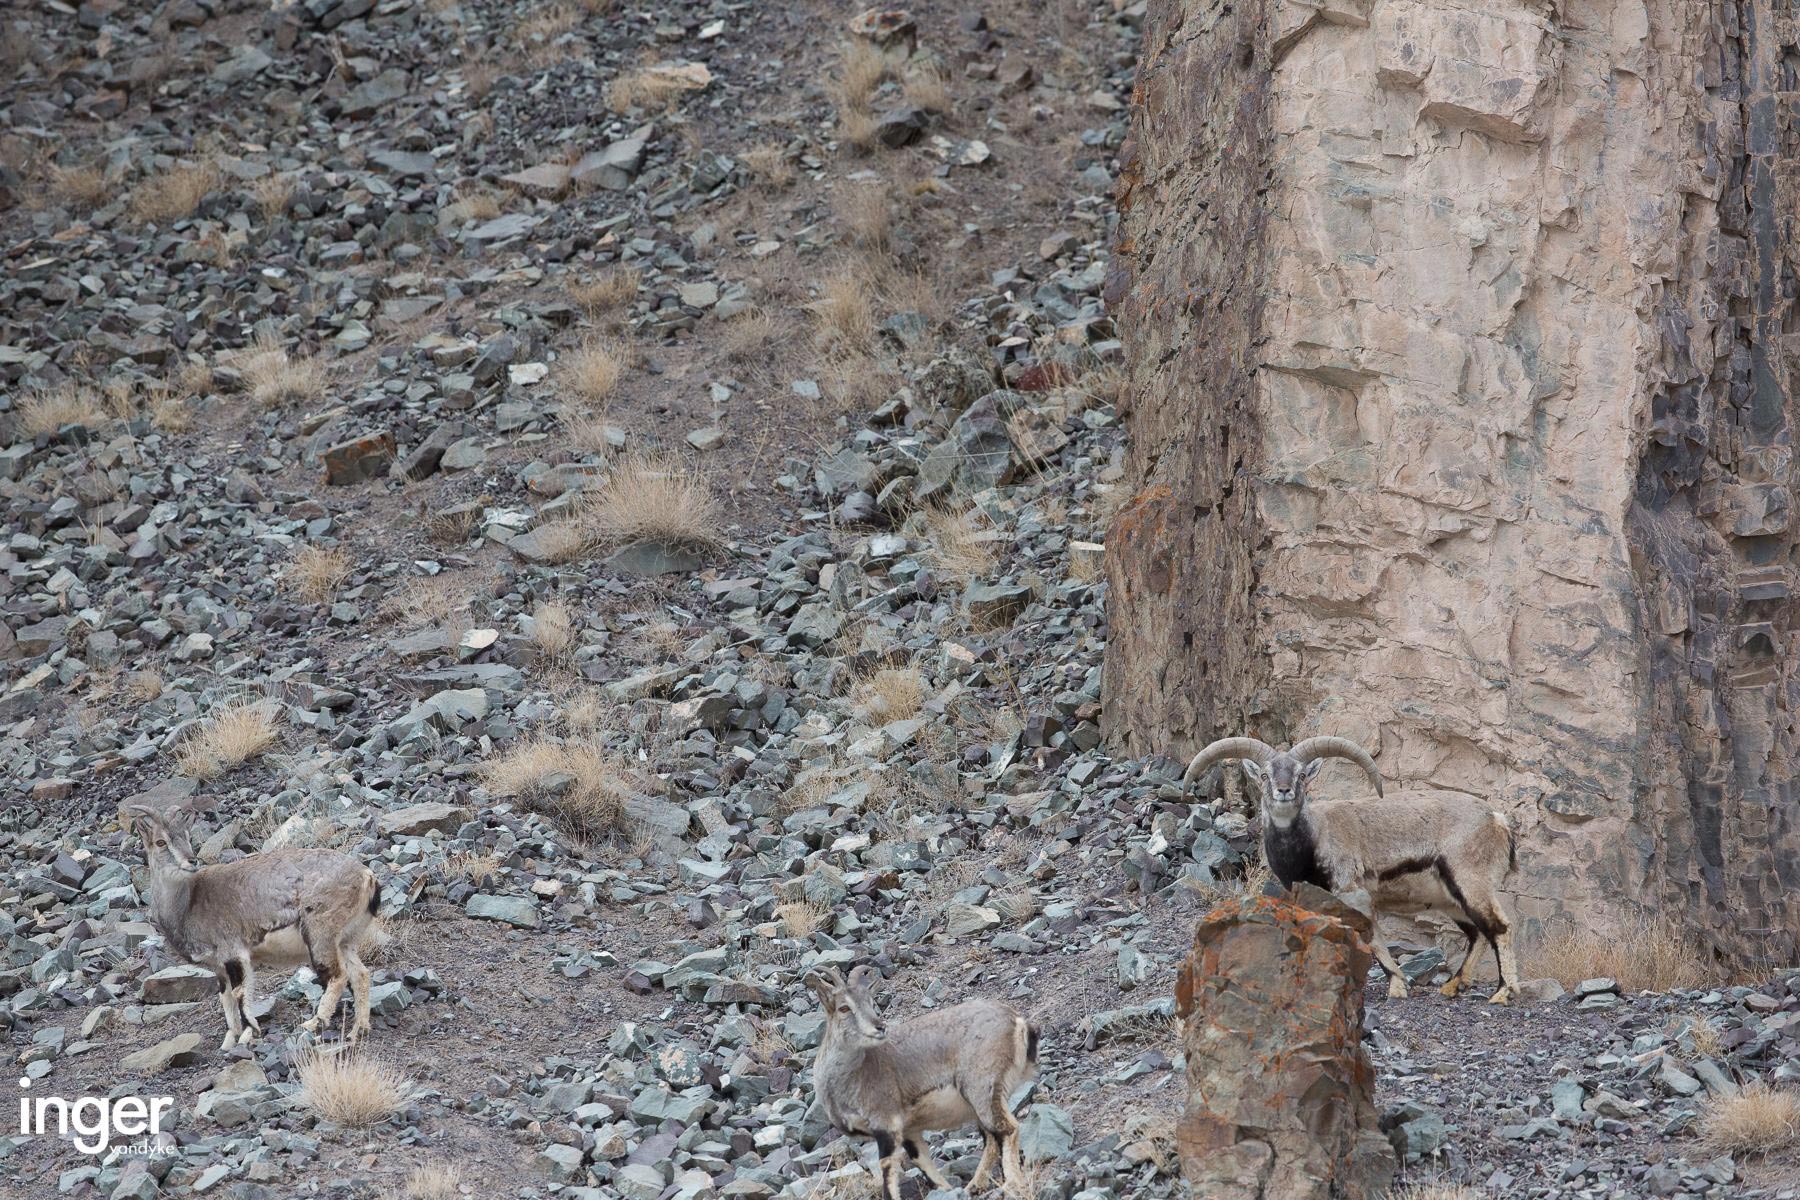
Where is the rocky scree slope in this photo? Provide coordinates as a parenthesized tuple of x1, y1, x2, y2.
(1, 1, 1797, 1199)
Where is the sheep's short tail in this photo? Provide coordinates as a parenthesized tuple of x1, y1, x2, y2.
(1002, 1015, 1042, 1111)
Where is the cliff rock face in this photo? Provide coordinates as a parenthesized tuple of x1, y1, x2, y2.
(1106, 0, 1800, 959)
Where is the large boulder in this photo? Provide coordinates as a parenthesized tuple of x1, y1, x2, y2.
(1176, 889, 1395, 1199)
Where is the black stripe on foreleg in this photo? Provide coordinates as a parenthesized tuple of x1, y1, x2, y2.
(1433, 858, 1491, 936)
(874, 1131, 900, 1200)
(1452, 921, 1479, 972)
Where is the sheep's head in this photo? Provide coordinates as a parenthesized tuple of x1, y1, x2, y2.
(806, 965, 887, 1045)
(124, 804, 199, 873)
(1182, 736, 1384, 829)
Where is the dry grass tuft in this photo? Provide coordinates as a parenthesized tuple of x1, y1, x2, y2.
(854, 667, 924, 722)
(903, 64, 952, 113)
(529, 599, 578, 663)
(525, 517, 593, 565)
(606, 66, 699, 114)
(557, 398, 615, 456)
(130, 159, 219, 224)
(252, 172, 294, 222)
(741, 142, 796, 189)
(833, 40, 890, 112)
(563, 337, 630, 406)
(569, 267, 640, 319)
(294, 1047, 412, 1127)
(426, 506, 482, 547)
(174, 700, 280, 781)
(721, 307, 781, 361)
(1068, 539, 1104, 583)
(406, 1163, 464, 1200)
(811, 267, 876, 350)
(148, 389, 195, 433)
(1526, 914, 1713, 993)
(836, 108, 880, 153)
(443, 849, 500, 886)
(749, 1016, 794, 1063)
(380, 576, 471, 630)
(582, 452, 720, 548)
(174, 359, 215, 397)
(1383, 1187, 1486, 1200)
(442, 187, 503, 227)
(1697, 1082, 1800, 1156)
(289, 545, 353, 604)
(836, 182, 890, 253)
(125, 671, 165, 702)
(1076, 362, 1126, 409)
(102, 378, 138, 421)
(564, 691, 611, 734)
(993, 888, 1039, 923)
(462, 57, 498, 99)
(240, 333, 327, 408)
(921, 504, 999, 580)
(1666, 1008, 1725, 1058)
(15, 386, 107, 439)
(778, 899, 833, 939)
(1001, 1157, 1053, 1198)
(50, 163, 111, 209)
(515, 3, 577, 57)
(481, 737, 634, 841)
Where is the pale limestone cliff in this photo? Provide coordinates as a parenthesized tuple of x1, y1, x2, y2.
(1106, 0, 1799, 960)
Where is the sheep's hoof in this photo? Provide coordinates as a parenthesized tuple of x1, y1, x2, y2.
(1439, 978, 1464, 998)
(1386, 978, 1410, 999)
(349, 1022, 371, 1041)
(299, 1017, 322, 1034)
(218, 1033, 238, 1052)
(1488, 988, 1513, 1006)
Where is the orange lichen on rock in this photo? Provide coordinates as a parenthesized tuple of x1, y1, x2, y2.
(1110, 483, 1172, 545)
(1176, 891, 1394, 1199)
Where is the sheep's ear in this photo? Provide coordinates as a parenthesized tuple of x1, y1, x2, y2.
(123, 804, 160, 832)
(1300, 759, 1325, 783)
(846, 965, 880, 994)
(806, 970, 842, 1001)
(1239, 760, 1264, 788)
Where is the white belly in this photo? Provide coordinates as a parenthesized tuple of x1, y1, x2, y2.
(906, 1086, 976, 1133)
(250, 926, 312, 967)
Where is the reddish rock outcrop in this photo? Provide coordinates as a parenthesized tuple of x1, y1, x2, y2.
(1105, 0, 1800, 962)
(1177, 891, 1395, 1199)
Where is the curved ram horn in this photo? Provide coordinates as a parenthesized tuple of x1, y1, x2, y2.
(1181, 737, 1277, 786)
(1289, 736, 1384, 797)
(122, 804, 160, 831)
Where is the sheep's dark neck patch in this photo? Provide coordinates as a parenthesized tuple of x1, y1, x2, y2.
(1264, 817, 1330, 889)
